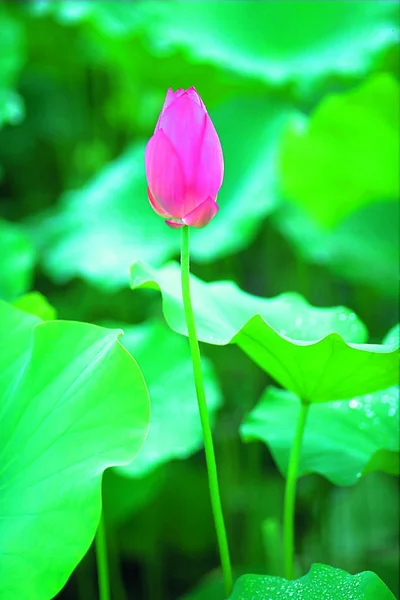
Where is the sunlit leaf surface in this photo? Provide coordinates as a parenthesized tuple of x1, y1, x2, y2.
(0, 1, 398, 596)
(0, 302, 149, 600)
(129, 261, 399, 402)
(279, 74, 400, 227)
(139, 2, 399, 91)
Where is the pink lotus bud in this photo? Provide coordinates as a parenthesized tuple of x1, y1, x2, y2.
(145, 87, 224, 228)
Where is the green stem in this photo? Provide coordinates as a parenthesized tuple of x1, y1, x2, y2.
(180, 226, 233, 598)
(283, 400, 310, 580)
(95, 510, 110, 600)
(263, 517, 283, 577)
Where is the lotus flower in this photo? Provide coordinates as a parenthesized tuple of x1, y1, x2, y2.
(145, 87, 224, 228)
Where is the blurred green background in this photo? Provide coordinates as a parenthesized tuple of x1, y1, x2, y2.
(0, 1, 399, 599)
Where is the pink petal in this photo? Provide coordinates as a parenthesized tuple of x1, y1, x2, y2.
(156, 88, 186, 131)
(148, 188, 171, 218)
(166, 220, 185, 229)
(145, 129, 186, 218)
(195, 114, 224, 201)
(186, 87, 206, 109)
(182, 197, 219, 228)
(161, 88, 177, 112)
(157, 94, 206, 200)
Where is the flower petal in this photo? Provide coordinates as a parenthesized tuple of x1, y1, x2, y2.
(155, 88, 186, 131)
(186, 87, 206, 109)
(159, 88, 176, 116)
(145, 129, 186, 218)
(147, 187, 171, 218)
(157, 94, 206, 193)
(182, 197, 219, 228)
(195, 114, 224, 201)
(165, 220, 185, 229)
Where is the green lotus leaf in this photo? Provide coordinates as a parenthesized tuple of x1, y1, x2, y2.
(110, 320, 222, 478)
(279, 74, 400, 227)
(27, 0, 400, 97)
(241, 384, 399, 485)
(272, 199, 399, 299)
(27, 97, 291, 289)
(139, 2, 399, 91)
(230, 564, 396, 599)
(130, 261, 399, 402)
(190, 98, 289, 261)
(26, 144, 177, 291)
(0, 301, 150, 600)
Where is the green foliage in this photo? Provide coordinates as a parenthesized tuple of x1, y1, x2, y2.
(0, 219, 36, 300)
(241, 385, 399, 485)
(28, 144, 178, 291)
(27, 0, 145, 34)
(318, 473, 399, 594)
(114, 320, 222, 478)
(230, 564, 396, 600)
(137, 2, 399, 91)
(383, 324, 400, 346)
(0, 4, 25, 128)
(279, 74, 400, 226)
(29, 99, 291, 288)
(0, 301, 149, 599)
(190, 98, 289, 261)
(12, 291, 57, 320)
(130, 261, 399, 402)
(272, 200, 399, 299)
(0, 0, 398, 597)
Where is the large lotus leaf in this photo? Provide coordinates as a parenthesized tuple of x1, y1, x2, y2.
(190, 98, 290, 261)
(0, 219, 36, 300)
(25, 3, 261, 132)
(0, 301, 150, 600)
(279, 74, 400, 227)
(130, 261, 399, 402)
(230, 564, 396, 600)
(27, 97, 291, 289)
(272, 199, 399, 299)
(110, 320, 222, 478)
(26, 144, 177, 290)
(27, 0, 146, 34)
(137, 2, 398, 91)
(241, 384, 399, 486)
